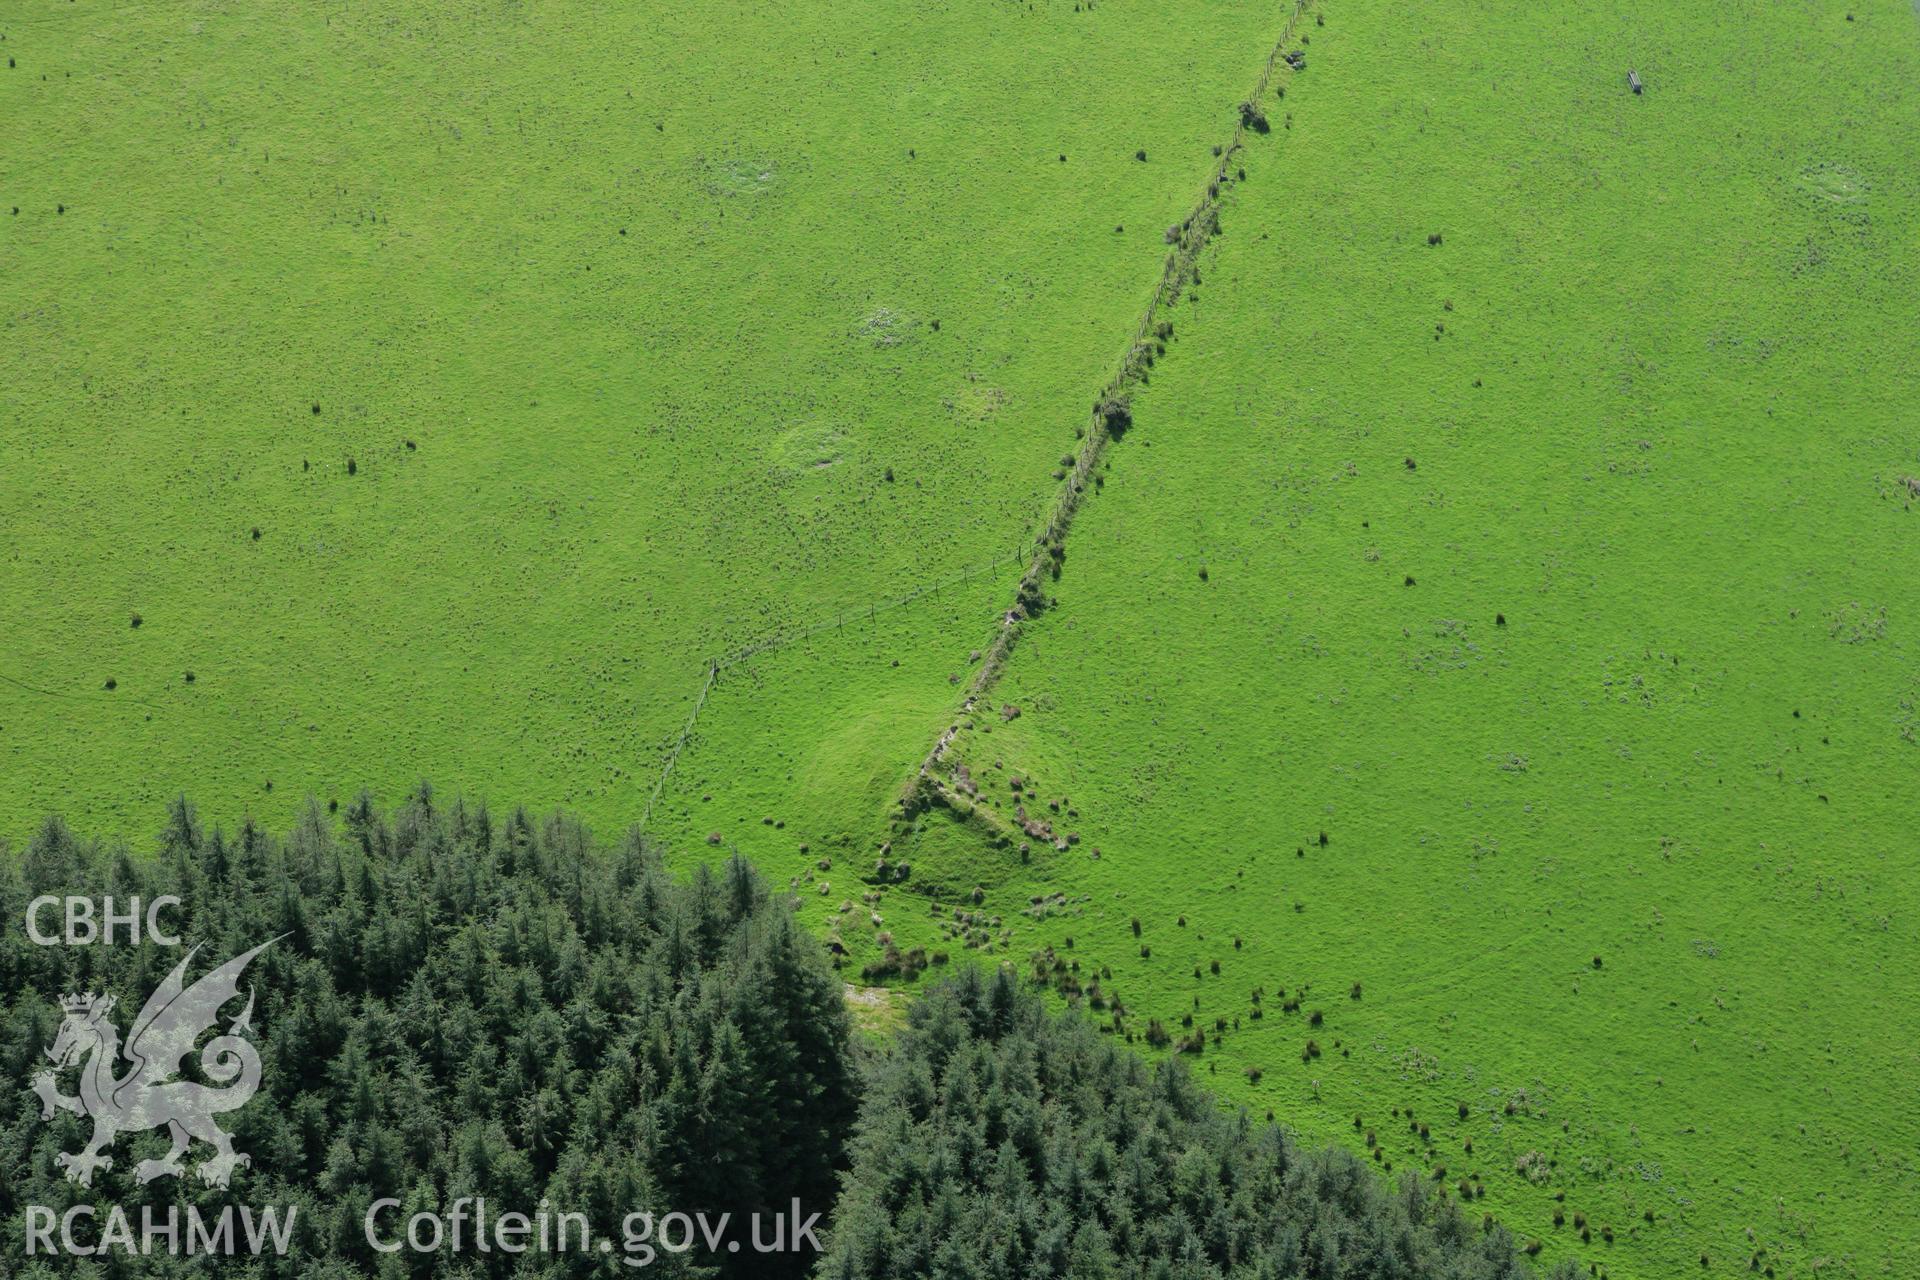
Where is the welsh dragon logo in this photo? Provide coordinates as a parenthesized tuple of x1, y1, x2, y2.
(31, 939, 277, 1189)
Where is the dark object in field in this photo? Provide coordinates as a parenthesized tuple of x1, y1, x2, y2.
(1427, 232, 1443, 246)
(1095, 392, 1132, 437)
(251, 526, 262, 540)
(1134, 149, 1147, 161)
(1628, 69, 1643, 95)
(103, 678, 117, 691)
(183, 671, 195, 683)
(1284, 49, 1305, 70)
(311, 402, 320, 414)
(346, 458, 357, 475)
(1404, 456, 1416, 470)
(1239, 100, 1269, 133)
(1495, 612, 1506, 626)
(130, 613, 142, 628)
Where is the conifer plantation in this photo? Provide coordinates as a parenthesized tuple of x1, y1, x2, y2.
(2, 793, 854, 1279)
(0, 796, 1553, 1278)
(824, 968, 1567, 1280)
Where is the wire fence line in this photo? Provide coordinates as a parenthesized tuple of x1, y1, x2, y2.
(640, 660, 719, 832)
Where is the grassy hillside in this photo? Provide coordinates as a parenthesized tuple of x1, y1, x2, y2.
(0, 0, 1284, 835)
(874, 1, 1918, 1275)
(5, 1, 1916, 1276)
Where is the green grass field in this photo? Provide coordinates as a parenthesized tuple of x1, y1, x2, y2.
(7, 1, 1918, 1277)
(891, 2, 1920, 1274)
(1, 0, 1282, 833)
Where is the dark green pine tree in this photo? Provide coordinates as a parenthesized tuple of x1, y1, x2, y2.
(0, 794, 856, 1280)
(821, 968, 1564, 1280)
